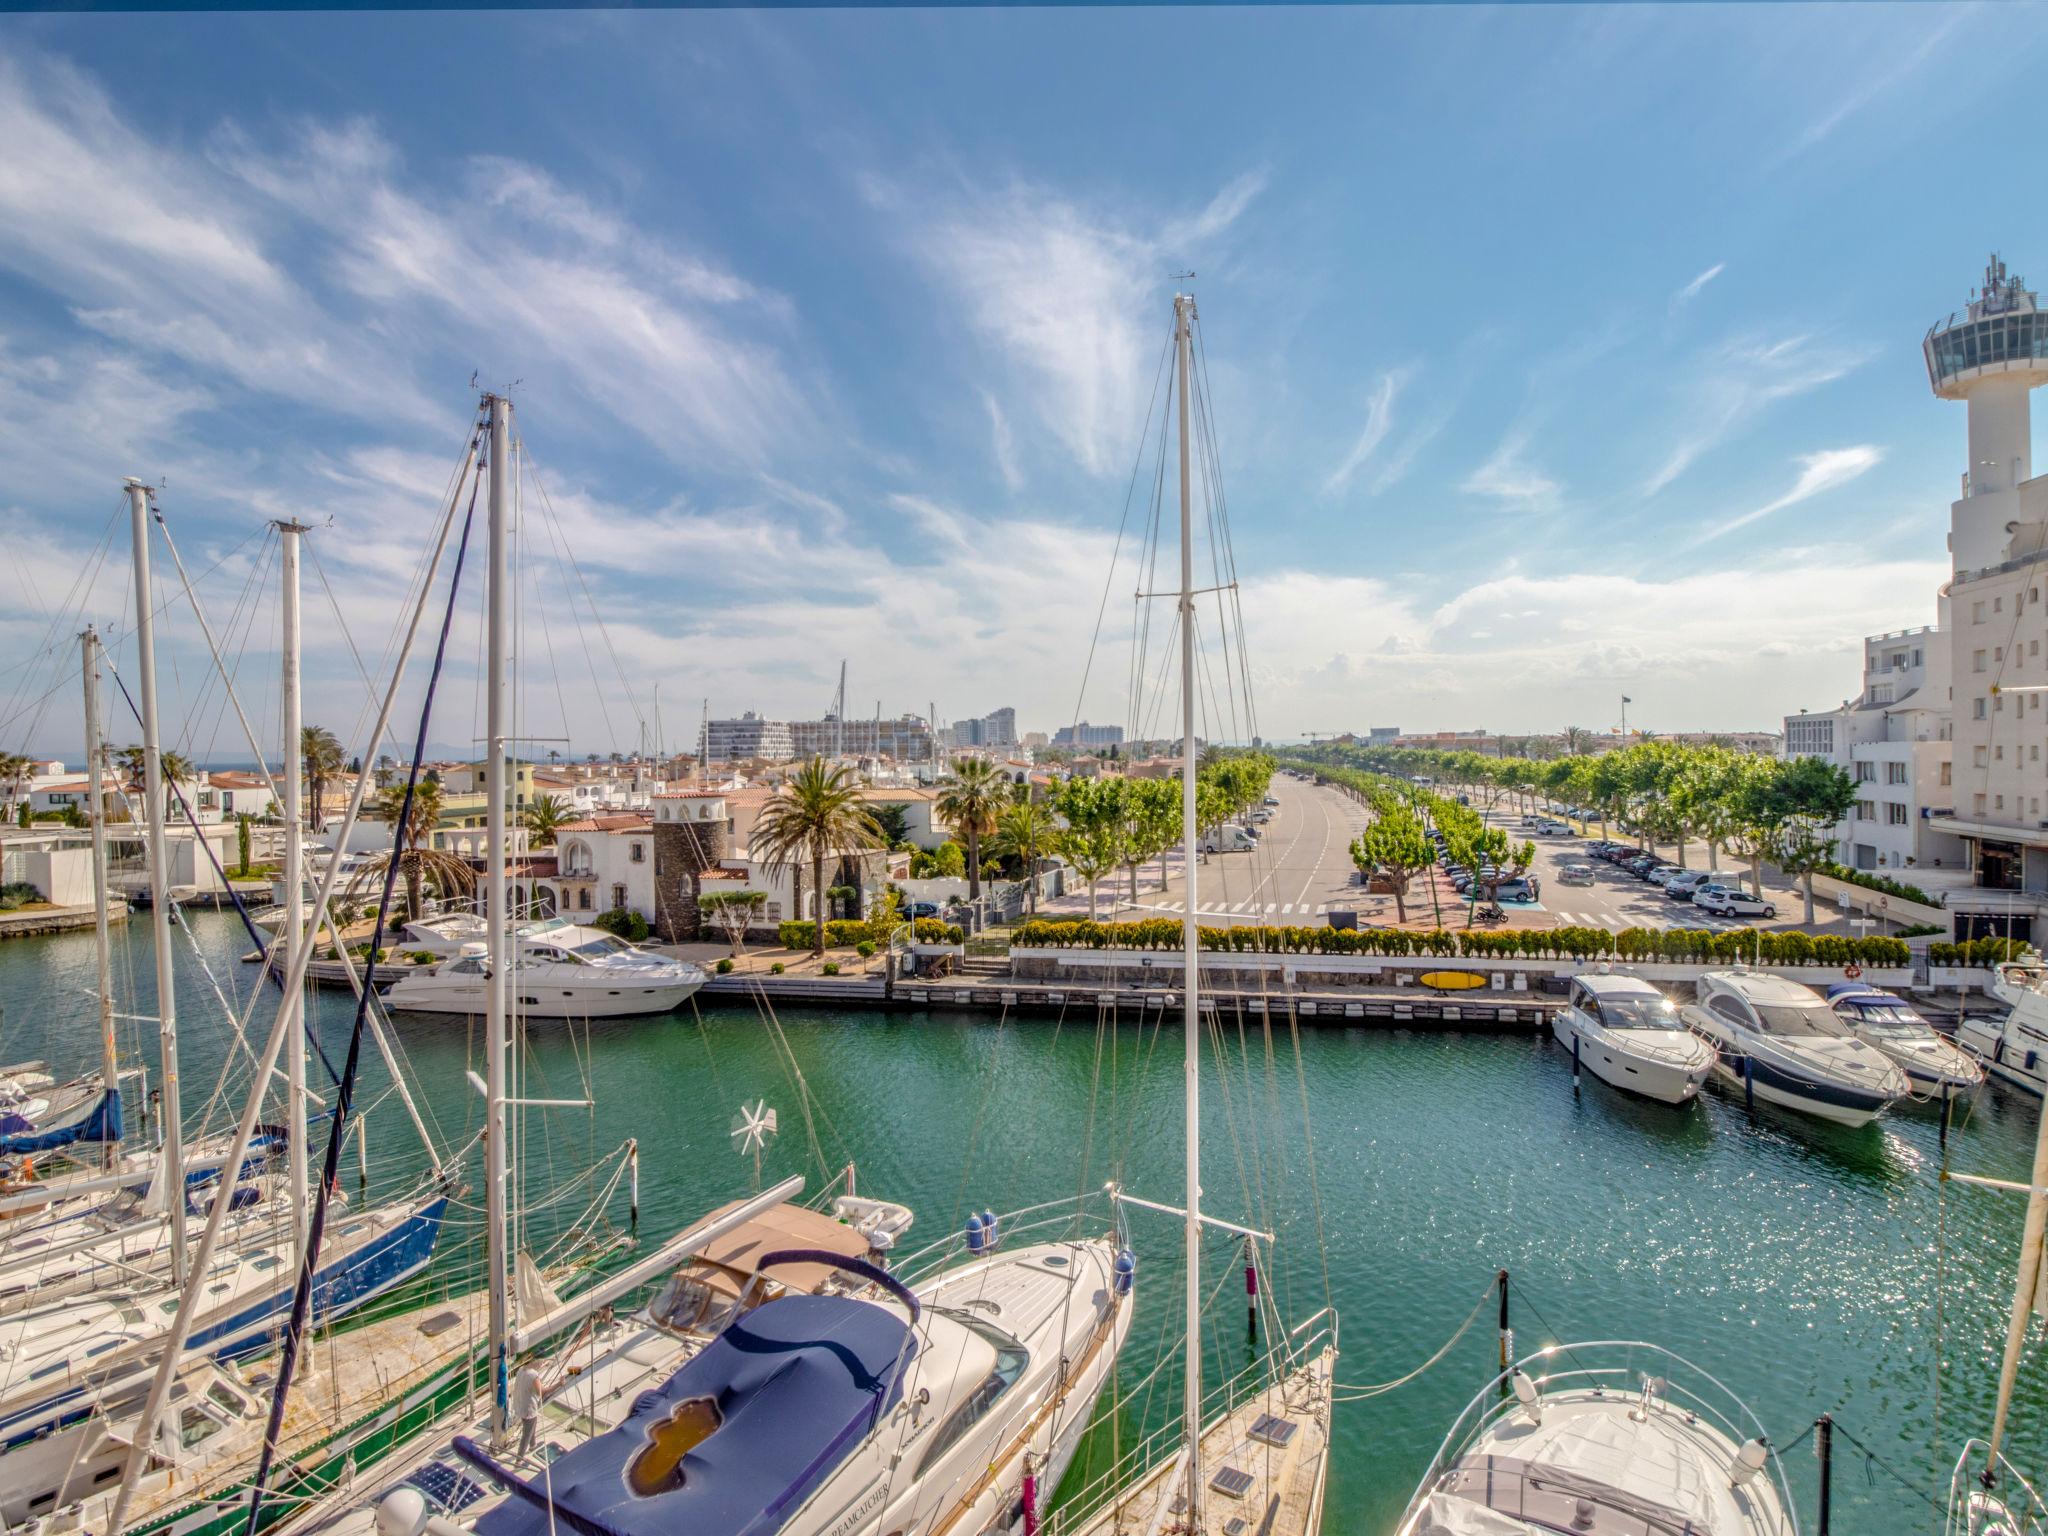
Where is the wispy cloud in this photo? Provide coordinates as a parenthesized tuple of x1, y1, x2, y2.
(874, 170, 1263, 476)
(1687, 445, 1883, 547)
(1462, 431, 1562, 511)
(982, 390, 1022, 491)
(1643, 332, 1866, 497)
(1323, 370, 1404, 495)
(1781, 8, 1969, 161)
(1674, 263, 1725, 307)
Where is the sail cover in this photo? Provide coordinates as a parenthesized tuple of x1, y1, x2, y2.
(466, 1293, 915, 1536)
(0, 1087, 121, 1156)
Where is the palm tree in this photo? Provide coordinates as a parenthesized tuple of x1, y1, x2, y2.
(115, 746, 194, 817)
(524, 792, 571, 847)
(990, 798, 1054, 915)
(1561, 725, 1591, 757)
(936, 757, 1007, 905)
(750, 757, 883, 957)
(352, 778, 472, 921)
(0, 753, 29, 814)
(300, 726, 346, 831)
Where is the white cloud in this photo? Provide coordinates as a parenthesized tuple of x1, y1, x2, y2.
(1688, 445, 1884, 546)
(1642, 331, 1866, 497)
(880, 171, 1262, 476)
(1461, 432, 1562, 511)
(1782, 9, 1968, 160)
(1674, 262, 1725, 306)
(1323, 371, 1403, 495)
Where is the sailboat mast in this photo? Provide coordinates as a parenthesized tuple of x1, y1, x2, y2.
(278, 519, 313, 1270)
(81, 626, 120, 1171)
(126, 477, 188, 1286)
(1987, 1077, 2048, 1470)
(1175, 289, 1204, 1530)
(484, 394, 514, 1441)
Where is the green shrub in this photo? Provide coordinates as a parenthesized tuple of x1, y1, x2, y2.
(822, 962, 840, 976)
(1007, 918, 1908, 967)
(715, 957, 734, 974)
(407, 951, 437, 965)
(776, 919, 871, 949)
(592, 907, 651, 942)
(1896, 923, 1944, 939)
(769, 961, 785, 975)
(0, 881, 45, 910)
(1931, 937, 2035, 967)
(855, 941, 877, 958)
(1815, 862, 1935, 908)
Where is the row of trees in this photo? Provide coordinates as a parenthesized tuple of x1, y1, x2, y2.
(1294, 740, 1864, 924)
(1046, 752, 1276, 919)
(1345, 774, 1533, 925)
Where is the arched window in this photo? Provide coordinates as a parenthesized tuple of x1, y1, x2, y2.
(561, 840, 593, 877)
(578, 888, 593, 911)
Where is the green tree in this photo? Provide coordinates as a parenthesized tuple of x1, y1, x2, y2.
(750, 757, 883, 957)
(0, 754, 29, 814)
(235, 813, 252, 876)
(115, 745, 194, 818)
(1350, 807, 1432, 923)
(990, 799, 1055, 915)
(936, 757, 1008, 905)
(1119, 778, 1181, 911)
(523, 792, 571, 848)
(698, 889, 768, 953)
(1052, 776, 1126, 921)
(867, 802, 914, 849)
(354, 777, 469, 920)
(1769, 755, 1857, 924)
(300, 726, 346, 832)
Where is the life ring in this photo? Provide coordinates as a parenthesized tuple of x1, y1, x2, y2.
(1844, 964, 1862, 980)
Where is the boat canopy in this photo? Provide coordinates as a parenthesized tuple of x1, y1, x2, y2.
(463, 1293, 915, 1536)
(684, 1201, 879, 1301)
(0, 1087, 121, 1156)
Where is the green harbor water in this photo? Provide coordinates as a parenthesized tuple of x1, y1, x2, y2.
(5, 909, 2047, 1533)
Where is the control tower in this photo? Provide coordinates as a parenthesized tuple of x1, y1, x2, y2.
(1928, 255, 2048, 572)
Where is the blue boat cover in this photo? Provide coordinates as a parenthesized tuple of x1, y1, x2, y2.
(0, 1088, 121, 1156)
(468, 1293, 916, 1536)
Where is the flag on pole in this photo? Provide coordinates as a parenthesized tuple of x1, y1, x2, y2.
(1620, 695, 1633, 704)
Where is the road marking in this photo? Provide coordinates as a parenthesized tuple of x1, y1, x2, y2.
(1316, 903, 1327, 915)
(1282, 903, 1295, 914)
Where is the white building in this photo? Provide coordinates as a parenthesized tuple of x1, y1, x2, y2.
(1919, 256, 2048, 936)
(700, 713, 795, 764)
(1784, 623, 1963, 872)
(547, 814, 656, 919)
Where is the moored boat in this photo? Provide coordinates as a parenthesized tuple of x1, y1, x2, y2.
(1681, 970, 1908, 1126)
(1823, 982, 1982, 1097)
(1556, 972, 1716, 1104)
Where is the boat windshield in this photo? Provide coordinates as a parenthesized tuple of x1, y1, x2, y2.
(1752, 1002, 1835, 1037)
(1844, 1002, 1933, 1039)
(1595, 995, 1679, 1030)
(918, 1311, 1030, 1473)
(568, 934, 634, 959)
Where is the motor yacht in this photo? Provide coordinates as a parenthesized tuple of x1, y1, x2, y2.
(383, 920, 705, 1019)
(1681, 970, 1909, 1126)
(1957, 958, 2048, 1095)
(1398, 1342, 1795, 1536)
(1555, 973, 1716, 1105)
(1823, 982, 1982, 1098)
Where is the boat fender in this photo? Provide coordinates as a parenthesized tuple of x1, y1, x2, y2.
(965, 1213, 987, 1255)
(1511, 1369, 1541, 1425)
(981, 1209, 999, 1250)
(1114, 1249, 1136, 1296)
(1730, 1437, 1770, 1489)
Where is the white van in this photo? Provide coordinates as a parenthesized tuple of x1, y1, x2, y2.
(1201, 824, 1255, 853)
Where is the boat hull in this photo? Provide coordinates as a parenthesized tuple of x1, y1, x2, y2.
(1551, 1012, 1711, 1106)
(384, 979, 703, 1018)
(1701, 1048, 1891, 1127)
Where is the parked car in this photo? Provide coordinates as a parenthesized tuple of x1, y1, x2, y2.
(1664, 871, 1715, 901)
(1493, 876, 1542, 902)
(1263, 795, 1280, 807)
(1697, 888, 1777, 918)
(904, 901, 940, 920)
(1558, 862, 1596, 886)
(1643, 866, 1682, 888)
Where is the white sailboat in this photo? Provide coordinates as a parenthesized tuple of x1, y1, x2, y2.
(1056, 291, 1338, 1536)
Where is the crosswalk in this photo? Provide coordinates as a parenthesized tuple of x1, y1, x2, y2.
(1550, 909, 1742, 933)
(1147, 901, 1331, 918)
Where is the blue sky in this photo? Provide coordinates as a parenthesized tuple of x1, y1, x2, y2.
(2, 4, 2044, 762)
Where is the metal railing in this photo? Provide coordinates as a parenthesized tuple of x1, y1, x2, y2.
(1946, 1439, 2048, 1536)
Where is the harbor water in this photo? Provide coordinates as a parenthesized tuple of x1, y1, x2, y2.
(5, 908, 2046, 1533)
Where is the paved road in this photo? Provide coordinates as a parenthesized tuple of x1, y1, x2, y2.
(1093, 772, 1377, 927)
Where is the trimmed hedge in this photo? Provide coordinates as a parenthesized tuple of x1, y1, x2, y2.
(1010, 919, 1910, 968)
(1816, 863, 1936, 908)
(1930, 937, 2036, 967)
(779, 918, 964, 949)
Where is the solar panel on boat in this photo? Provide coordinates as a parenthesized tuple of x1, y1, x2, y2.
(1210, 1466, 1255, 1499)
(409, 1462, 489, 1514)
(1248, 1413, 1298, 1448)
(1223, 1518, 1248, 1535)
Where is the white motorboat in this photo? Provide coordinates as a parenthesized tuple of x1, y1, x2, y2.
(398, 911, 491, 955)
(1823, 982, 1983, 1098)
(1398, 1342, 1796, 1536)
(1681, 970, 1909, 1126)
(383, 922, 705, 1019)
(1556, 973, 1716, 1105)
(1957, 959, 2048, 1096)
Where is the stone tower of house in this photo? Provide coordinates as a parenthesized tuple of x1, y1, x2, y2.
(649, 793, 730, 941)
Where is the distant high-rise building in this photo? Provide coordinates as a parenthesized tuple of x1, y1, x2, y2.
(789, 715, 936, 761)
(699, 713, 794, 763)
(1053, 721, 1125, 749)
